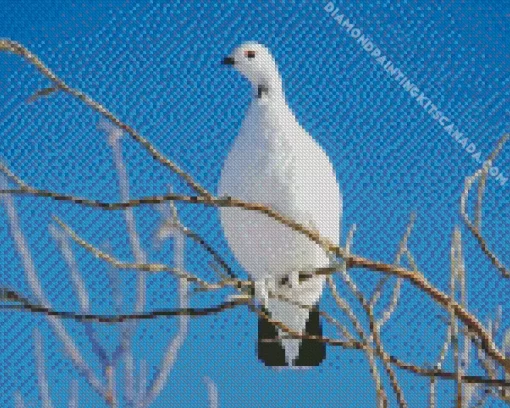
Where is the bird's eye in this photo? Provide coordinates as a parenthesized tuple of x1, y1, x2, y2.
(244, 50, 256, 59)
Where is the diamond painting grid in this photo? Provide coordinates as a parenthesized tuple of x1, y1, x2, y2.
(0, 1, 508, 407)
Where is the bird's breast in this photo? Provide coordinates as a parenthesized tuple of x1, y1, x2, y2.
(218, 101, 341, 284)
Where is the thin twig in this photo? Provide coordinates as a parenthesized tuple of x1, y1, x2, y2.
(34, 328, 54, 408)
(14, 391, 26, 408)
(0, 295, 246, 322)
(371, 212, 415, 310)
(204, 377, 219, 408)
(103, 119, 148, 311)
(0, 178, 108, 399)
(368, 307, 408, 408)
(68, 379, 79, 408)
(156, 199, 235, 278)
(100, 120, 147, 408)
(52, 215, 213, 288)
(143, 215, 189, 407)
(460, 133, 509, 278)
(105, 365, 117, 408)
(268, 288, 355, 343)
(136, 360, 147, 407)
(49, 224, 110, 368)
(27, 86, 60, 103)
(334, 225, 389, 408)
(375, 213, 416, 329)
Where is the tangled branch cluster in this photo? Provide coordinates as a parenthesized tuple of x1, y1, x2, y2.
(0, 39, 508, 408)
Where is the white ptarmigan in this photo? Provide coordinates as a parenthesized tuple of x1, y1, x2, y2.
(218, 42, 342, 367)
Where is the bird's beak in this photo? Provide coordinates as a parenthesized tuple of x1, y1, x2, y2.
(221, 56, 235, 66)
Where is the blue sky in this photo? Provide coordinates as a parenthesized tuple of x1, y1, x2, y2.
(0, 0, 509, 407)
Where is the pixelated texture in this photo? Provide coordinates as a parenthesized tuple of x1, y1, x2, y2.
(0, 0, 508, 407)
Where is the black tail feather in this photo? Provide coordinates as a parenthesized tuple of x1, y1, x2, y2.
(257, 306, 287, 366)
(294, 306, 326, 366)
(257, 306, 326, 367)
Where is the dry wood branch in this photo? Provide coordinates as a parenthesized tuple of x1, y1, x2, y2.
(460, 133, 509, 278)
(327, 277, 365, 337)
(374, 213, 416, 333)
(204, 377, 219, 408)
(0, 178, 108, 401)
(0, 39, 210, 197)
(370, 212, 415, 309)
(0, 291, 246, 322)
(34, 328, 54, 408)
(341, 225, 406, 407)
(49, 223, 110, 368)
(387, 354, 510, 386)
(68, 379, 79, 408)
(267, 289, 355, 343)
(450, 226, 464, 408)
(0, 184, 507, 373)
(330, 226, 389, 407)
(2, 287, 509, 389)
(156, 205, 236, 279)
(326, 227, 367, 342)
(367, 307, 407, 408)
(143, 213, 189, 407)
(27, 86, 60, 103)
(14, 391, 25, 408)
(52, 215, 216, 288)
(253, 299, 510, 388)
(101, 120, 148, 354)
(472, 310, 510, 404)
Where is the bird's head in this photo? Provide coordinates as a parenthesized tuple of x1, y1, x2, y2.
(222, 42, 283, 98)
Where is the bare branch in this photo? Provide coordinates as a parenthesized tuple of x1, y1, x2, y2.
(2, 37, 509, 405)
(49, 224, 109, 367)
(367, 308, 408, 408)
(204, 377, 219, 408)
(335, 225, 368, 308)
(387, 354, 510, 386)
(371, 212, 415, 309)
(343, 225, 406, 406)
(505, 329, 510, 361)
(27, 86, 60, 103)
(255, 299, 510, 388)
(143, 216, 189, 406)
(1, 182, 507, 374)
(460, 133, 509, 278)
(101, 119, 148, 312)
(0, 177, 107, 399)
(156, 199, 236, 279)
(0, 39, 211, 197)
(99, 120, 149, 408)
(2, 287, 508, 389)
(0, 161, 29, 189)
(374, 213, 416, 331)
(0, 291, 246, 322)
(136, 360, 147, 407)
(52, 215, 212, 287)
(68, 379, 79, 408)
(327, 277, 364, 342)
(34, 328, 54, 408)
(105, 365, 117, 408)
(330, 225, 389, 407)
(268, 288, 355, 343)
(14, 391, 26, 408)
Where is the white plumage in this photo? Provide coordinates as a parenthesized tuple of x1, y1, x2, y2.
(218, 42, 342, 366)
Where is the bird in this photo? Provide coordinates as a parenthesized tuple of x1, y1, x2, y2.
(218, 42, 342, 367)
